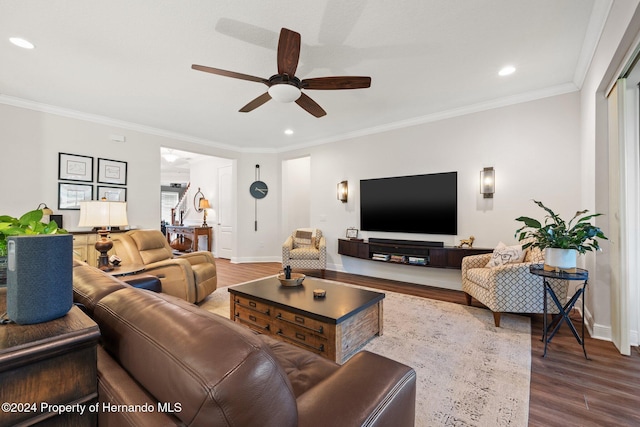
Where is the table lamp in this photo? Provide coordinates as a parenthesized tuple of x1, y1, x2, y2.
(78, 201, 128, 271)
(199, 198, 211, 227)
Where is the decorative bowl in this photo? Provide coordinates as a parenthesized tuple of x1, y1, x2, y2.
(277, 273, 305, 287)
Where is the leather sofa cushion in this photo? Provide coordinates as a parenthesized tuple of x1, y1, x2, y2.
(258, 334, 340, 397)
(73, 263, 128, 316)
(97, 346, 181, 426)
(94, 288, 298, 427)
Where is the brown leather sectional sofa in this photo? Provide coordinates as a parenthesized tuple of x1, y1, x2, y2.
(73, 261, 416, 426)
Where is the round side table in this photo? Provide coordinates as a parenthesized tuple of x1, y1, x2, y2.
(529, 264, 589, 359)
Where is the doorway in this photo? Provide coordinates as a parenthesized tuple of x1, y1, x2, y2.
(160, 148, 234, 258)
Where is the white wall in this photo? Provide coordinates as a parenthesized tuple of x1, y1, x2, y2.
(282, 92, 582, 289)
(0, 103, 240, 232)
(281, 156, 311, 235)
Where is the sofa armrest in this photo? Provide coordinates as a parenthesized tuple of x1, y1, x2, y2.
(297, 351, 416, 427)
(282, 236, 294, 264)
(180, 250, 216, 266)
(461, 253, 492, 277)
(142, 258, 197, 302)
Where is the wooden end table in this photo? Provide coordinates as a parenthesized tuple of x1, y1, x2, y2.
(0, 288, 100, 426)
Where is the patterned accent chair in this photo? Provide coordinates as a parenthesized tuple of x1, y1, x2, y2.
(461, 246, 569, 327)
(282, 228, 326, 278)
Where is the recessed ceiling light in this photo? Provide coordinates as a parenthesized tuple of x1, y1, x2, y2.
(284, 129, 294, 135)
(9, 37, 35, 49)
(498, 66, 516, 76)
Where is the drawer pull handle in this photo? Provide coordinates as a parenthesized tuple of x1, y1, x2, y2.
(235, 301, 270, 315)
(276, 330, 324, 353)
(249, 301, 257, 308)
(237, 316, 269, 331)
(275, 314, 323, 334)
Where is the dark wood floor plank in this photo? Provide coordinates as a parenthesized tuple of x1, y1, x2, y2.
(213, 259, 640, 426)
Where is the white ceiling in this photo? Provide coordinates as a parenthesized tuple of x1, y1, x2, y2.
(1, 0, 604, 152)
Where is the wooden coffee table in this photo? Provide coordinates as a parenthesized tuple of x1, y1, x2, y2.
(229, 276, 384, 363)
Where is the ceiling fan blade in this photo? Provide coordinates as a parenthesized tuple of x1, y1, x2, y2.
(277, 28, 301, 77)
(191, 64, 268, 84)
(295, 93, 327, 118)
(301, 76, 371, 90)
(239, 92, 272, 112)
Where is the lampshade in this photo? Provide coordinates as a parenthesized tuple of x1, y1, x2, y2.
(268, 84, 301, 103)
(37, 203, 53, 215)
(199, 198, 211, 210)
(78, 201, 129, 228)
(480, 167, 495, 198)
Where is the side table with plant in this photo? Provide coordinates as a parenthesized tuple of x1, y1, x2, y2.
(0, 209, 67, 285)
(515, 200, 607, 272)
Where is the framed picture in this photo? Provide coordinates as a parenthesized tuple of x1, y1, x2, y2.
(58, 183, 93, 210)
(58, 152, 93, 182)
(98, 158, 127, 185)
(346, 227, 359, 239)
(97, 185, 126, 201)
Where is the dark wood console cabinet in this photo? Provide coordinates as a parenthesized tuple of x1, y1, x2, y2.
(338, 239, 492, 269)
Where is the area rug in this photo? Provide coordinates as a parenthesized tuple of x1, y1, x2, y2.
(200, 278, 531, 427)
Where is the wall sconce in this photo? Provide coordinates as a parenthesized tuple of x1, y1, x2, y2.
(480, 167, 495, 198)
(337, 181, 348, 203)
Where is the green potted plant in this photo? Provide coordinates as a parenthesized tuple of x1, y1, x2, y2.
(0, 209, 67, 285)
(515, 200, 607, 271)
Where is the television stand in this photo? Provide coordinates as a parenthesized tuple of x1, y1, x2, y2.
(338, 238, 492, 269)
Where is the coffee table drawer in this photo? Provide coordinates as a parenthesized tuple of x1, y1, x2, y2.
(232, 295, 271, 315)
(274, 323, 328, 355)
(274, 310, 326, 336)
(234, 306, 271, 333)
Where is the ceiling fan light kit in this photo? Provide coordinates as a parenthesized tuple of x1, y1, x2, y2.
(192, 27, 371, 117)
(268, 83, 301, 103)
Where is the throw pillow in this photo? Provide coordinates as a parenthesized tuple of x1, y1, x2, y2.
(485, 241, 526, 267)
(293, 229, 316, 249)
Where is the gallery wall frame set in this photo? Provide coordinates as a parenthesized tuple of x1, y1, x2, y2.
(57, 152, 128, 210)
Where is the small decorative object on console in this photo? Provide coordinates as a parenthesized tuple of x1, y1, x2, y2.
(346, 227, 359, 239)
(109, 255, 121, 266)
(277, 272, 305, 287)
(457, 235, 475, 248)
(313, 288, 326, 298)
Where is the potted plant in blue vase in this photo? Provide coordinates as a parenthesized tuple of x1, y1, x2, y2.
(0, 209, 67, 286)
(515, 200, 607, 272)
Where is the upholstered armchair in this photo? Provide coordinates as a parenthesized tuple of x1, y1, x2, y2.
(282, 228, 326, 277)
(110, 229, 216, 303)
(461, 245, 569, 327)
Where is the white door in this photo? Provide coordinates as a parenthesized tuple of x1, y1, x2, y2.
(218, 166, 233, 259)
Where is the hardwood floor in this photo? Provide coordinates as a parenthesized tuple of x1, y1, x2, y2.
(214, 259, 640, 426)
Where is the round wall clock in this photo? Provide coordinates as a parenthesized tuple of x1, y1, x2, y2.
(249, 180, 268, 199)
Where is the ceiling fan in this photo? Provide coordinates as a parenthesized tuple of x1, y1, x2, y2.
(192, 27, 371, 118)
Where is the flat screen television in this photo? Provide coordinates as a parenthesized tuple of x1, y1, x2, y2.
(360, 172, 457, 235)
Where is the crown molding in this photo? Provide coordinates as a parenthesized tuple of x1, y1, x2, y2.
(276, 82, 580, 153)
(1, 83, 579, 156)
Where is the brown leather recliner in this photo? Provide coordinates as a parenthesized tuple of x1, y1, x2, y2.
(73, 262, 417, 427)
(110, 229, 216, 303)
